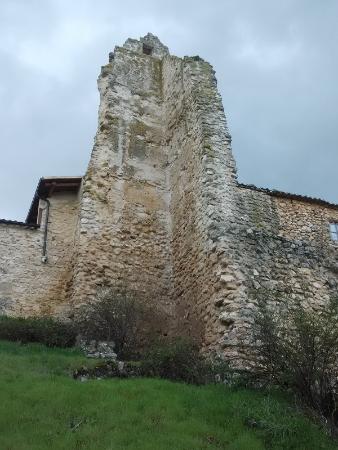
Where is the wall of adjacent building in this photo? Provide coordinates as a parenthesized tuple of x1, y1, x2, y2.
(0, 191, 80, 317)
(212, 185, 338, 367)
(275, 195, 338, 244)
(0, 222, 42, 315)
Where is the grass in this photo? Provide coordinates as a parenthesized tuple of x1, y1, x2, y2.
(0, 340, 337, 450)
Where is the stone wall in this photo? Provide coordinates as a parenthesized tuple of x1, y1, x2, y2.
(275, 195, 338, 244)
(1, 34, 337, 368)
(0, 222, 42, 315)
(40, 35, 338, 366)
(162, 54, 240, 346)
(213, 185, 338, 367)
(0, 191, 79, 316)
(70, 35, 174, 334)
(70, 35, 243, 347)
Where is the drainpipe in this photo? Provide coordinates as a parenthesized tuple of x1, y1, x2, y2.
(41, 198, 50, 263)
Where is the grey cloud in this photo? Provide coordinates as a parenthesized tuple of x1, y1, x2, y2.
(0, 0, 337, 220)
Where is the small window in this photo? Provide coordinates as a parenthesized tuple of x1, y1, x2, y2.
(329, 222, 338, 241)
(142, 43, 153, 55)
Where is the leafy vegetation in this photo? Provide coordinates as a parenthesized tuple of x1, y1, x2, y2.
(140, 337, 207, 384)
(140, 337, 232, 385)
(76, 287, 151, 358)
(0, 315, 76, 348)
(254, 300, 338, 433)
(0, 340, 336, 450)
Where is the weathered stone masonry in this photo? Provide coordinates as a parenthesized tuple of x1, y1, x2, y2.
(1, 34, 337, 366)
(0, 178, 81, 317)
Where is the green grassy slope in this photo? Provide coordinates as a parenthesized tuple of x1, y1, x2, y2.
(0, 340, 336, 450)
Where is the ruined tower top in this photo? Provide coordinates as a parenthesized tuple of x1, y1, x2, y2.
(118, 33, 170, 59)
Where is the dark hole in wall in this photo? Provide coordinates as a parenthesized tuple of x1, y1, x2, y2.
(142, 44, 153, 55)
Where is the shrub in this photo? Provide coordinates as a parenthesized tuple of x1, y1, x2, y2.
(140, 337, 212, 385)
(253, 300, 338, 431)
(76, 287, 147, 358)
(0, 315, 76, 348)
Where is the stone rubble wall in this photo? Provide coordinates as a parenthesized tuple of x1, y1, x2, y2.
(162, 54, 241, 347)
(0, 192, 79, 317)
(0, 223, 42, 315)
(70, 36, 174, 334)
(216, 186, 338, 367)
(64, 37, 338, 366)
(1, 34, 337, 368)
(70, 39, 247, 348)
(275, 196, 338, 244)
(161, 50, 338, 365)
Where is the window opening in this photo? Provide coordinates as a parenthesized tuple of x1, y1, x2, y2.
(142, 43, 153, 55)
(329, 222, 338, 241)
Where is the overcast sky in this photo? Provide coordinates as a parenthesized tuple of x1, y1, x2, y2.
(0, 0, 337, 220)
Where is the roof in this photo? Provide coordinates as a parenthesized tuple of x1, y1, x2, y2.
(25, 176, 82, 225)
(0, 219, 39, 228)
(238, 183, 338, 210)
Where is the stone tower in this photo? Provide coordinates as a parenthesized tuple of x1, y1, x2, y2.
(70, 33, 238, 344)
(2, 33, 338, 367)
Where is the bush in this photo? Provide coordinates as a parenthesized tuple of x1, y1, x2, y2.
(140, 337, 212, 385)
(141, 339, 266, 386)
(0, 315, 76, 348)
(253, 300, 338, 432)
(76, 287, 147, 358)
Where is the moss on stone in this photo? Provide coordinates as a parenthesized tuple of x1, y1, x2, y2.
(153, 59, 163, 95)
(100, 64, 112, 78)
(84, 186, 108, 204)
(129, 120, 149, 138)
(202, 143, 215, 158)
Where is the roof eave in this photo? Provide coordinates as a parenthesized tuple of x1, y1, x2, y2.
(25, 176, 82, 225)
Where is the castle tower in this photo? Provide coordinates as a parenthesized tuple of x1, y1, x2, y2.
(71, 33, 238, 345)
(2, 34, 337, 367)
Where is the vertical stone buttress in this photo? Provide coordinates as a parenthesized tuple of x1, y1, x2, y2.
(71, 35, 174, 329)
(162, 55, 240, 352)
(71, 34, 241, 357)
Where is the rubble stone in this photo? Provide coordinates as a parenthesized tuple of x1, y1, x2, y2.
(1, 34, 338, 368)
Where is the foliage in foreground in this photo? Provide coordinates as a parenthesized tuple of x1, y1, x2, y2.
(0, 315, 76, 348)
(72, 338, 248, 387)
(254, 300, 338, 432)
(76, 287, 153, 358)
(0, 340, 336, 450)
(140, 337, 233, 385)
(140, 337, 208, 384)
